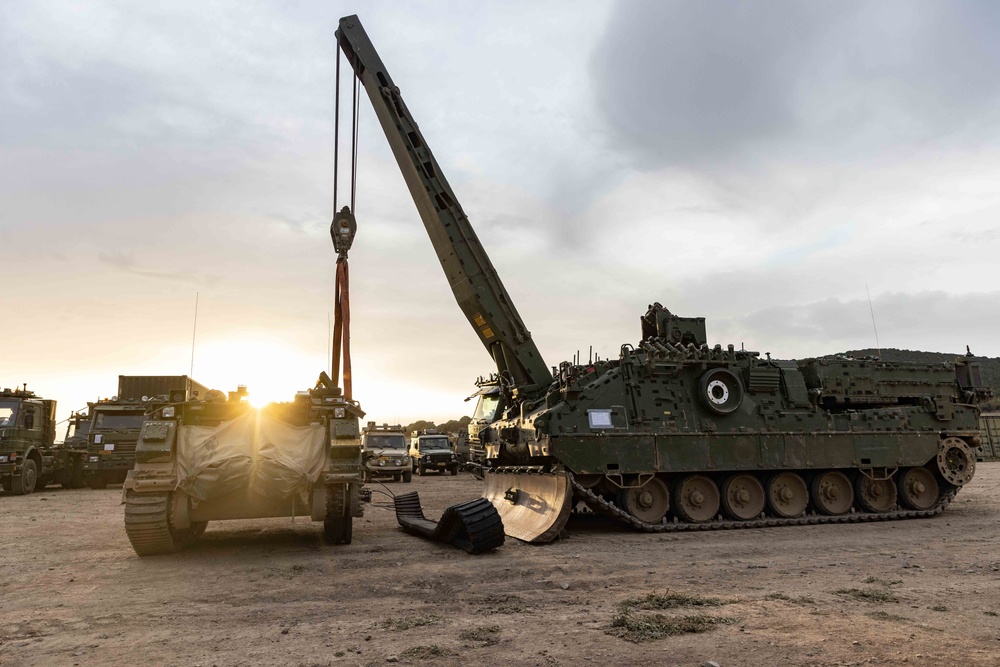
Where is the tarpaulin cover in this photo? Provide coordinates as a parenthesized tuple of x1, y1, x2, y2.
(175, 410, 326, 503)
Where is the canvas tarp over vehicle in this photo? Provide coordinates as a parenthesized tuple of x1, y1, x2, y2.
(175, 410, 326, 503)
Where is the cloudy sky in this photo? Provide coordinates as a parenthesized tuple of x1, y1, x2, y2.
(3, 0, 999, 431)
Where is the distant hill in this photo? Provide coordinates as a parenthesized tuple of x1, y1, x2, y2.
(834, 348, 1000, 409)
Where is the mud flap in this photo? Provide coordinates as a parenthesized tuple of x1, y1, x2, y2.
(483, 470, 573, 543)
(393, 492, 505, 554)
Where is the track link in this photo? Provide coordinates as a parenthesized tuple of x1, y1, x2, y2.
(394, 491, 505, 554)
(569, 474, 957, 533)
(124, 491, 178, 556)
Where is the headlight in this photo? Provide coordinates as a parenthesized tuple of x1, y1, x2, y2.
(394, 459, 402, 466)
(424, 455, 431, 461)
(89, 456, 99, 462)
(334, 407, 346, 418)
(162, 406, 175, 418)
(0, 455, 8, 463)
(451, 454, 456, 460)
(378, 459, 386, 467)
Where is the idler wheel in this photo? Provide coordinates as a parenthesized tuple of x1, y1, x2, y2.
(616, 477, 670, 524)
(673, 475, 720, 523)
(810, 470, 853, 516)
(898, 467, 939, 511)
(721, 474, 766, 521)
(855, 475, 896, 513)
(937, 437, 975, 487)
(766, 472, 808, 518)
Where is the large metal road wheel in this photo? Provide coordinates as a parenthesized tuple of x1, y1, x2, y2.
(766, 472, 808, 518)
(811, 471, 853, 515)
(855, 475, 896, 513)
(323, 484, 353, 545)
(898, 467, 939, 510)
(673, 475, 719, 523)
(721, 474, 765, 521)
(616, 477, 670, 523)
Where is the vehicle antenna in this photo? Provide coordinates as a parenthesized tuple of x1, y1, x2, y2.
(190, 292, 199, 377)
(866, 284, 881, 357)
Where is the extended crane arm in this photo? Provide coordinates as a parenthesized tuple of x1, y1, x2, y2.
(335, 15, 551, 396)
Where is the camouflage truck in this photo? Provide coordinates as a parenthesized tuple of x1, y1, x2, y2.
(0, 386, 88, 494)
(122, 373, 367, 555)
(361, 422, 412, 482)
(84, 375, 209, 490)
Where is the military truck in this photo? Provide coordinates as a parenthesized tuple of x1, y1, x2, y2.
(123, 373, 367, 555)
(84, 375, 209, 490)
(361, 422, 412, 482)
(0, 386, 88, 494)
(409, 429, 459, 476)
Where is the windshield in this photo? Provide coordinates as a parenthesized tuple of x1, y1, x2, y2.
(420, 436, 451, 450)
(67, 418, 92, 439)
(0, 401, 18, 427)
(93, 412, 146, 430)
(473, 394, 499, 421)
(366, 434, 406, 449)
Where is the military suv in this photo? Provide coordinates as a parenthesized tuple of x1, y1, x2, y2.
(361, 422, 412, 482)
(408, 429, 459, 476)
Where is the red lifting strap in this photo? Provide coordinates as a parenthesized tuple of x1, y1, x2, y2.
(331, 256, 352, 400)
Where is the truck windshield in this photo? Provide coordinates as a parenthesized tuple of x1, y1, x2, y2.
(421, 436, 450, 450)
(473, 394, 499, 421)
(68, 419, 92, 439)
(0, 401, 17, 427)
(366, 434, 406, 449)
(93, 412, 146, 430)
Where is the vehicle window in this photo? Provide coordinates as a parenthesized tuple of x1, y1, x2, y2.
(473, 394, 499, 421)
(366, 434, 406, 449)
(94, 412, 146, 430)
(422, 436, 450, 449)
(0, 402, 17, 427)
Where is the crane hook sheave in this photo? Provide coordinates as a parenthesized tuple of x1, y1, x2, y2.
(331, 206, 357, 257)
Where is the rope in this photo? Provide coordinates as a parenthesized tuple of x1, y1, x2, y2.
(331, 257, 352, 399)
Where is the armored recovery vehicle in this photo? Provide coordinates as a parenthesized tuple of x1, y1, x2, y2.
(1, 386, 88, 494)
(335, 15, 990, 542)
(123, 375, 366, 555)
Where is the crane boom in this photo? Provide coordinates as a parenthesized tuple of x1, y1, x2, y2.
(335, 15, 551, 395)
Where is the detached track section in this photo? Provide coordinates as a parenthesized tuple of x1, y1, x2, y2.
(124, 492, 178, 556)
(394, 492, 505, 554)
(569, 474, 958, 533)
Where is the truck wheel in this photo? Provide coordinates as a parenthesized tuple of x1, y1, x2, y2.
(402, 471, 412, 483)
(417, 465, 425, 476)
(450, 464, 459, 476)
(1, 478, 11, 493)
(87, 474, 107, 490)
(69, 460, 85, 489)
(11, 459, 38, 495)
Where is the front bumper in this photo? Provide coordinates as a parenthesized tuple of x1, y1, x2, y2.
(84, 453, 136, 472)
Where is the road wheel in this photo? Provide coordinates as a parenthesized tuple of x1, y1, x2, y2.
(392, 473, 401, 482)
(324, 484, 353, 545)
(616, 477, 670, 523)
(673, 475, 720, 523)
(11, 459, 38, 495)
(87, 474, 107, 490)
(898, 467, 939, 510)
(810, 470, 853, 515)
(766, 472, 808, 518)
(855, 475, 896, 513)
(450, 464, 459, 476)
(402, 471, 412, 483)
(721, 474, 766, 520)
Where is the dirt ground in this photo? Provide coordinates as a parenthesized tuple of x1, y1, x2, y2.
(1, 464, 999, 667)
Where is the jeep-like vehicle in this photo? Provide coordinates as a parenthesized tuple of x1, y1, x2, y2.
(408, 429, 459, 476)
(361, 422, 412, 482)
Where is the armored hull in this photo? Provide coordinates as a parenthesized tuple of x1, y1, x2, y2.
(480, 305, 986, 541)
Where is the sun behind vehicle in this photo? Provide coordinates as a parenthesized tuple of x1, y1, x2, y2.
(361, 422, 412, 482)
(409, 429, 459, 476)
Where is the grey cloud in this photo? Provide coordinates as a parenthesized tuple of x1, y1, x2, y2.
(97, 250, 223, 286)
(592, 0, 1000, 169)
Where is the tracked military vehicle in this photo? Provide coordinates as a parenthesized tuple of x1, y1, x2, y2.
(123, 375, 366, 555)
(335, 15, 991, 542)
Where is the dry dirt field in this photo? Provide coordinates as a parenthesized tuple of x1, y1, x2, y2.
(2, 464, 999, 667)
